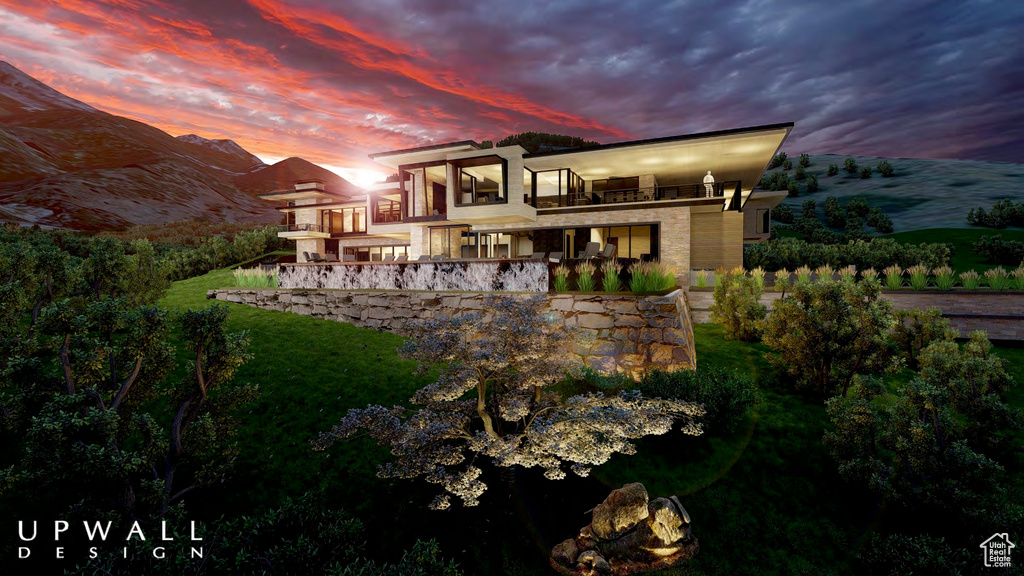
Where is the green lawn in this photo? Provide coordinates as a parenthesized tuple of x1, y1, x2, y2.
(158, 271, 1023, 574)
(884, 228, 1024, 273)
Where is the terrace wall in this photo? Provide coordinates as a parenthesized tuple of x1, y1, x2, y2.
(687, 289, 1024, 340)
(207, 289, 696, 379)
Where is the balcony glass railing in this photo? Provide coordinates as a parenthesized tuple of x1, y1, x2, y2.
(286, 223, 323, 233)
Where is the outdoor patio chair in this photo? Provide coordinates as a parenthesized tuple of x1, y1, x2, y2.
(579, 242, 601, 259)
(530, 252, 546, 260)
(396, 255, 408, 262)
(431, 254, 445, 261)
(382, 255, 395, 262)
(599, 244, 617, 259)
(342, 254, 356, 262)
(548, 251, 563, 262)
(302, 251, 312, 262)
(309, 252, 326, 262)
(323, 253, 340, 262)
(417, 255, 431, 261)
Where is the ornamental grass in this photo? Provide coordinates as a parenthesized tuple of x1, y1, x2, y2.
(983, 267, 1008, 290)
(906, 264, 929, 290)
(575, 261, 596, 292)
(959, 269, 981, 290)
(1012, 265, 1024, 291)
(601, 260, 623, 292)
(233, 266, 277, 288)
(553, 264, 570, 292)
(932, 265, 955, 290)
(883, 265, 904, 290)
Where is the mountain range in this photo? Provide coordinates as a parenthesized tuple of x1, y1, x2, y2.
(0, 61, 360, 231)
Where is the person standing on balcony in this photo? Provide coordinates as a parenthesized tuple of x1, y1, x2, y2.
(703, 170, 715, 197)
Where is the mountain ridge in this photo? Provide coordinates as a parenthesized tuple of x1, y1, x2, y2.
(0, 61, 358, 231)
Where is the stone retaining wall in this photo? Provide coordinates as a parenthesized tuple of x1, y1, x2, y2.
(688, 289, 1024, 340)
(207, 289, 696, 378)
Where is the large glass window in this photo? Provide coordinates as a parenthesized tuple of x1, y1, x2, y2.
(371, 194, 403, 224)
(325, 207, 365, 235)
(533, 168, 586, 207)
(451, 155, 507, 205)
(343, 245, 410, 262)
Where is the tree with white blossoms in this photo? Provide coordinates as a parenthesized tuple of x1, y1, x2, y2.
(315, 296, 704, 509)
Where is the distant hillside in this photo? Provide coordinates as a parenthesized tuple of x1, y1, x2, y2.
(236, 156, 363, 197)
(766, 154, 1024, 232)
(0, 61, 358, 230)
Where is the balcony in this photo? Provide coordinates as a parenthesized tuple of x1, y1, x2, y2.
(279, 223, 330, 239)
(535, 180, 743, 211)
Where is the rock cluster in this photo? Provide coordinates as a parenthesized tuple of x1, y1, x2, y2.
(550, 483, 698, 575)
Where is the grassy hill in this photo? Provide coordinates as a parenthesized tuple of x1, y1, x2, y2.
(766, 154, 1024, 232)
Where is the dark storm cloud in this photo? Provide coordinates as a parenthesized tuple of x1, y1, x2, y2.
(0, 0, 1020, 178)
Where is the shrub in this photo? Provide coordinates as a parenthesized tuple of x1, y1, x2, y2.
(553, 264, 570, 292)
(799, 153, 811, 167)
(974, 235, 1024, 266)
(865, 207, 894, 234)
(761, 275, 895, 397)
(601, 260, 622, 292)
(636, 367, 759, 433)
(710, 268, 766, 341)
(876, 160, 895, 177)
(827, 163, 839, 176)
(823, 196, 846, 228)
(575, 261, 596, 292)
(932, 265, 955, 290)
(845, 196, 870, 218)
(772, 203, 794, 224)
(859, 166, 872, 179)
(750, 266, 766, 289)
(843, 157, 858, 174)
(761, 171, 792, 192)
(743, 237, 952, 272)
(787, 178, 799, 197)
(805, 173, 819, 193)
(966, 198, 1024, 228)
(983, 267, 1008, 290)
(783, 158, 793, 170)
(844, 216, 868, 241)
(768, 152, 787, 169)
(959, 269, 980, 290)
(906, 264, 929, 290)
(794, 165, 806, 181)
(890, 308, 958, 370)
(883, 265, 904, 290)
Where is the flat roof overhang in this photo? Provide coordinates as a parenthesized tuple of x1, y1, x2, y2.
(524, 122, 793, 207)
(369, 140, 482, 168)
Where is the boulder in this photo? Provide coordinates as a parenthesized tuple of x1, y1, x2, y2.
(552, 539, 579, 567)
(591, 483, 649, 540)
(552, 483, 698, 575)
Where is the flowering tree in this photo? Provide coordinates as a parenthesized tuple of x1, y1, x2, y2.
(316, 297, 704, 509)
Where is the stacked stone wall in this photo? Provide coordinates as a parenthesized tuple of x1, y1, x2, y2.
(208, 289, 696, 378)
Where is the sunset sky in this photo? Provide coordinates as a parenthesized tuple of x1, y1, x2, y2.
(1, 0, 1021, 185)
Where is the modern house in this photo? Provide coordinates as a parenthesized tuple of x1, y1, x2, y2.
(262, 122, 792, 284)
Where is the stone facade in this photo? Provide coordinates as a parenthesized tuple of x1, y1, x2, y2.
(207, 289, 697, 378)
(688, 289, 1024, 340)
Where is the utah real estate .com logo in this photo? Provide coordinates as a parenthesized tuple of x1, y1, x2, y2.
(980, 533, 1014, 569)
